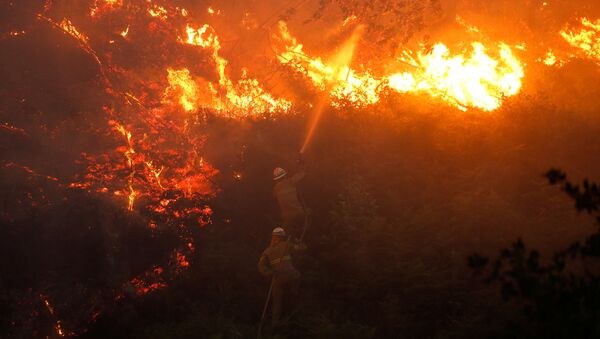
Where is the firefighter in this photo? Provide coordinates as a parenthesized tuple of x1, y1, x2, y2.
(258, 227, 306, 325)
(272, 167, 307, 239)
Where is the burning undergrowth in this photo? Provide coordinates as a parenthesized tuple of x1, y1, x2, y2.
(1, 0, 600, 337)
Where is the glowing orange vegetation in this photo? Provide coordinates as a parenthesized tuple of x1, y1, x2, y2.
(59, 19, 88, 42)
(113, 122, 137, 211)
(145, 161, 164, 190)
(560, 17, 600, 63)
(90, 0, 122, 17)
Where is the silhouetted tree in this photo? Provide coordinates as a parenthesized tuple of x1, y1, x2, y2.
(469, 169, 600, 338)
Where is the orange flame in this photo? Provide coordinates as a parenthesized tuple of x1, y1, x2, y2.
(114, 123, 137, 211)
(164, 68, 200, 112)
(180, 24, 291, 115)
(560, 17, 600, 63)
(275, 21, 524, 111)
(389, 42, 524, 111)
(148, 5, 168, 20)
(59, 19, 88, 43)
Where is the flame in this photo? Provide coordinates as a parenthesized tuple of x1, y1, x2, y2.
(165, 68, 200, 112)
(539, 49, 565, 67)
(120, 26, 129, 38)
(114, 123, 137, 211)
(389, 42, 524, 111)
(560, 17, 600, 63)
(59, 19, 88, 42)
(180, 24, 291, 115)
(91, 0, 122, 16)
(275, 22, 381, 107)
(207, 7, 221, 15)
(275, 21, 524, 111)
(184, 24, 220, 49)
(148, 5, 168, 19)
(145, 161, 164, 190)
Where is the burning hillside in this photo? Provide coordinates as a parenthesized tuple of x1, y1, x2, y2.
(2, 0, 600, 337)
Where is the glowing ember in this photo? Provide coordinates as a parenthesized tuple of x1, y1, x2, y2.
(41, 297, 66, 337)
(55, 321, 65, 337)
(9, 30, 27, 36)
(177, 251, 190, 267)
(130, 277, 167, 296)
(560, 17, 600, 63)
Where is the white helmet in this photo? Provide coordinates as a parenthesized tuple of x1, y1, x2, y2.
(273, 167, 287, 181)
(272, 227, 286, 237)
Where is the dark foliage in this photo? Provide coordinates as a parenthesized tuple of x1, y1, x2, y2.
(469, 170, 600, 338)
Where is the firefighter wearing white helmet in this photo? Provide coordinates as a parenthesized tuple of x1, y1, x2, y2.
(272, 166, 306, 238)
(258, 227, 306, 325)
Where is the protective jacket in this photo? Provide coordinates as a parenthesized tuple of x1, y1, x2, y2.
(258, 240, 305, 278)
(273, 171, 306, 222)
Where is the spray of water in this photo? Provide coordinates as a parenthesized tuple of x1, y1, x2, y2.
(299, 25, 364, 153)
